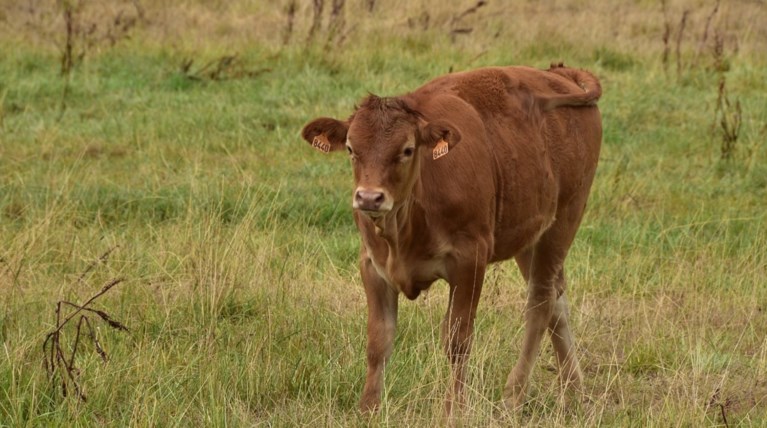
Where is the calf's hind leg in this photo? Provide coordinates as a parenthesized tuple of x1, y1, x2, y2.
(504, 237, 581, 408)
(548, 270, 582, 394)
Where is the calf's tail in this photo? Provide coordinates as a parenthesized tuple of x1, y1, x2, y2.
(539, 63, 602, 111)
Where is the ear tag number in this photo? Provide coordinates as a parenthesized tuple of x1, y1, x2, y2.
(312, 134, 331, 153)
(433, 139, 449, 160)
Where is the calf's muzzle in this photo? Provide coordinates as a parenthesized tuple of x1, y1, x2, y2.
(354, 189, 387, 213)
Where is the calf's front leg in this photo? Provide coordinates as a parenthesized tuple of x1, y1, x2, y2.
(442, 250, 487, 416)
(359, 257, 399, 413)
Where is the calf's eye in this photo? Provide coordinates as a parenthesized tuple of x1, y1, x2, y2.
(403, 147, 414, 157)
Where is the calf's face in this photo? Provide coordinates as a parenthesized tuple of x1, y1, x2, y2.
(346, 117, 420, 217)
(301, 96, 460, 218)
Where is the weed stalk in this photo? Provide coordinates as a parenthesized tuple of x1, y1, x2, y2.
(41, 247, 128, 402)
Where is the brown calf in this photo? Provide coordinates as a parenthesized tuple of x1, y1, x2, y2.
(301, 64, 602, 413)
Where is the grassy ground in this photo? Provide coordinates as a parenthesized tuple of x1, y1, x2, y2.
(1, 0, 766, 426)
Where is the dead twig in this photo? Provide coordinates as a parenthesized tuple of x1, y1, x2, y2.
(42, 248, 128, 402)
(453, 0, 487, 23)
(451, 28, 473, 36)
(180, 54, 271, 82)
(449, 1, 487, 42)
(707, 387, 730, 427)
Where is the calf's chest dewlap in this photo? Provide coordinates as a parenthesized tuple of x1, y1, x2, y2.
(362, 239, 446, 299)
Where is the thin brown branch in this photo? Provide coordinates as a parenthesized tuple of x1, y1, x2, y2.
(59, 300, 129, 332)
(56, 338, 84, 400)
(42, 270, 127, 402)
(180, 54, 270, 82)
(82, 316, 108, 362)
(68, 315, 86, 370)
(52, 279, 124, 334)
(454, 0, 487, 22)
(449, 1, 486, 42)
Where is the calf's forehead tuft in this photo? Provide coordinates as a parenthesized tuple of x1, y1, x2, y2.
(351, 95, 421, 136)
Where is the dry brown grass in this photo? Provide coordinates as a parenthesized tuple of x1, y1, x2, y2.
(2, 0, 765, 60)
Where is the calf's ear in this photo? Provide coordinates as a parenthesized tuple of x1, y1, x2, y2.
(418, 120, 461, 160)
(301, 117, 349, 153)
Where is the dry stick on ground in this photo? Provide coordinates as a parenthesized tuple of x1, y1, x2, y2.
(42, 278, 128, 401)
(42, 247, 128, 402)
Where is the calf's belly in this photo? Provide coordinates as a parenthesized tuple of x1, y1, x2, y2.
(490, 213, 555, 262)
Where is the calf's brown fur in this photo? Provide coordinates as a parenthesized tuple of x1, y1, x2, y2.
(301, 64, 602, 413)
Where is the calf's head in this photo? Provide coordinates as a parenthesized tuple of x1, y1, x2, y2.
(301, 95, 460, 218)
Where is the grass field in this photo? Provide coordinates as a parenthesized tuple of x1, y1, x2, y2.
(1, 0, 766, 426)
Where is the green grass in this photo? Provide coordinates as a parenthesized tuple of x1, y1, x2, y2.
(1, 1, 767, 426)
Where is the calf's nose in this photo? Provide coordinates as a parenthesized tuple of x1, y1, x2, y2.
(355, 190, 385, 211)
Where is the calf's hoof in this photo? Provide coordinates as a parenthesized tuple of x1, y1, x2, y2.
(502, 393, 526, 412)
(359, 395, 380, 414)
(502, 371, 527, 411)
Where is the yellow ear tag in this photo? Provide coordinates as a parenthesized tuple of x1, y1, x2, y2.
(312, 134, 331, 153)
(433, 139, 449, 160)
